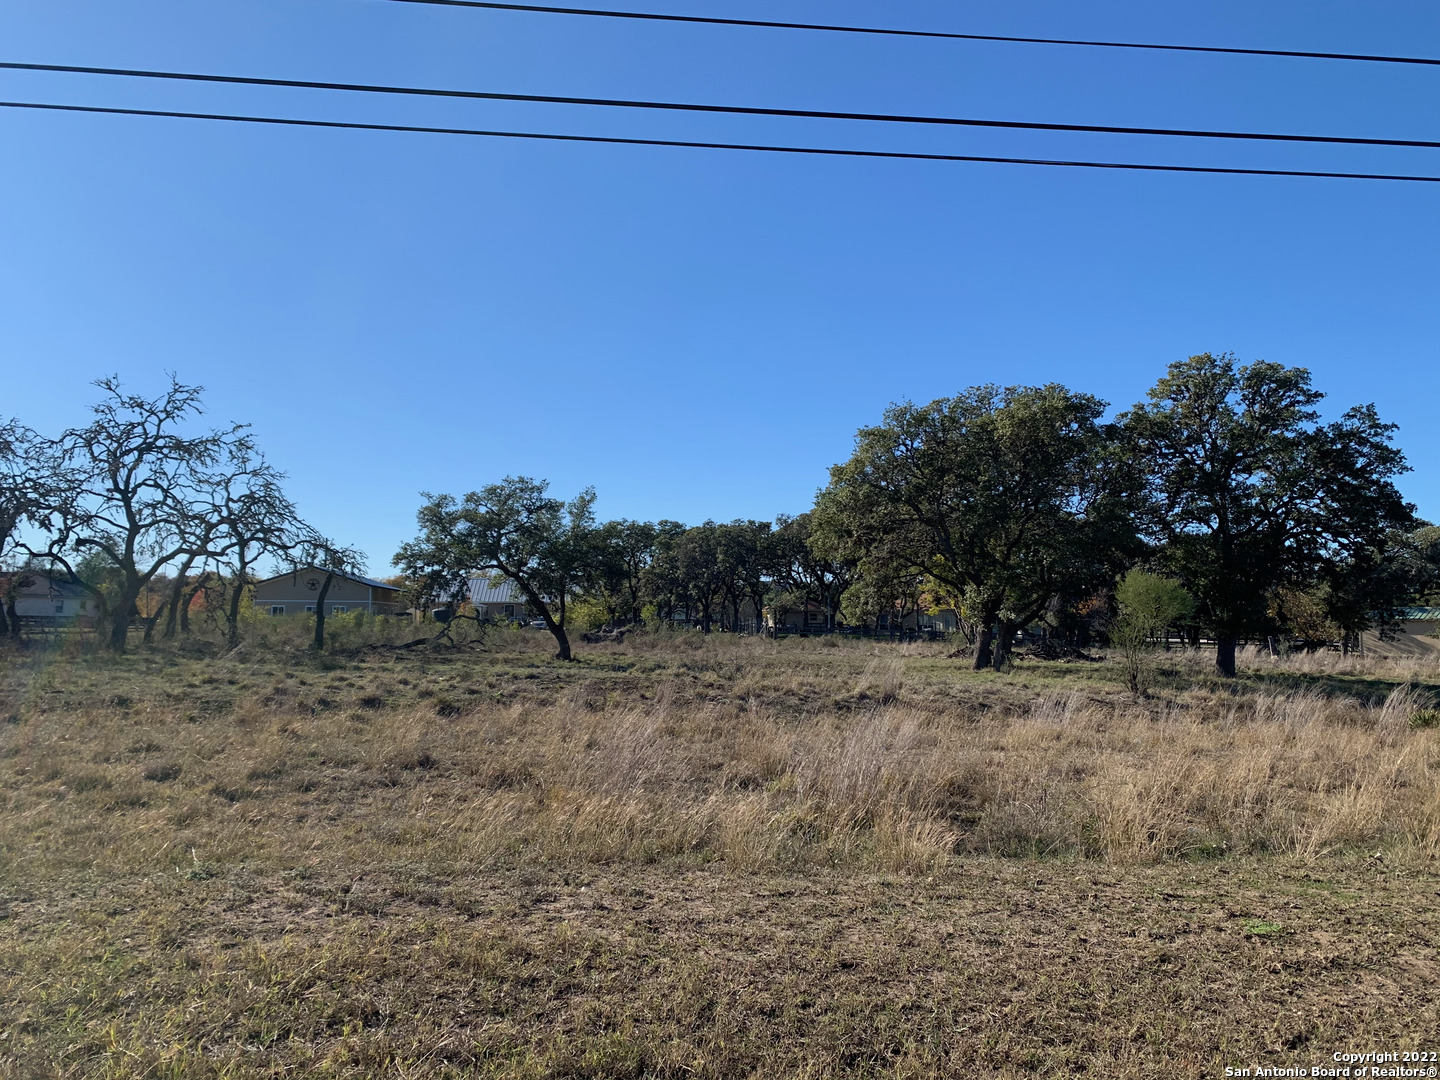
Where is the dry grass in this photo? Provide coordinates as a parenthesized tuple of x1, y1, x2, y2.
(2, 631, 1438, 1076)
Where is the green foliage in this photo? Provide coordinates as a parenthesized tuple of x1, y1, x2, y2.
(815, 383, 1141, 669)
(645, 518, 774, 633)
(1121, 353, 1414, 675)
(1410, 708, 1440, 731)
(1114, 570, 1195, 633)
(1242, 919, 1287, 937)
(567, 597, 610, 632)
(581, 518, 659, 626)
(395, 477, 596, 659)
(770, 513, 852, 630)
(1111, 570, 1194, 695)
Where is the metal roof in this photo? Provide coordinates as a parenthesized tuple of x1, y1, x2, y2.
(0, 572, 91, 599)
(1397, 606, 1440, 621)
(468, 576, 525, 605)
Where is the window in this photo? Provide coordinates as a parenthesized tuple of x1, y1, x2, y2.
(270, 605, 286, 616)
(55, 603, 64, 614)
(504, 604, 515, 618)
(305, 605, 315, 613)
(806, 611, 824, 625)
(331, 606, 348, 614)
(79, 600, 87, 611)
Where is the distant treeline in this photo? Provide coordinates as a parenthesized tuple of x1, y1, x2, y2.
(4, 355, 1436, 674)
(393, 354, 1436, 674)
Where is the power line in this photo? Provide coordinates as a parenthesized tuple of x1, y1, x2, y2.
(7, 60, 1440, 152)
(369, 0, 1440, 69)
(5, 99, 1440, 183)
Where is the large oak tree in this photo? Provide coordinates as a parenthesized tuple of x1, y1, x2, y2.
(27, 377, 244, 652)
(395, 477, 595, 660)
(815, 383, 1139, 670)
(1120, 353, 1414, 677)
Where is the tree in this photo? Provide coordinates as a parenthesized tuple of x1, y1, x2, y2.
(1110, 570, 1195, 695)
(25, 377, 244, 652)
(1317, 525, 1440, 652)
(584, 519, 658, 627)
(395, 477, 595, 660)
(0, 419, 51, 638)
(771, 513, 853, 631)
(716, 520, 772, 633)
(1121, 354, 1415, 677)
(650, 522, 726, 633)
(285, 535, 366, 652)
(205, 445, 305, 647)
(642, 521, 690, 627)
(838, 562, 927, 635)
(815, 384, 1139, 670)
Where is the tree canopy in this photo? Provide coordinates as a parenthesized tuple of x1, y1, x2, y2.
(394, 477, 596, 660)
(1120, 354, 1415, 676)
(815, 383, 1140, 669)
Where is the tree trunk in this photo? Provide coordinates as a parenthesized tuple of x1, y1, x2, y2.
(973, 624, 994, 671)
(180, 572, 210, 634)
(161, 560, 197, 640)
(1215, 635, 1238, 678)
(226, 573, 246, 647)
(312, 572, 333, 650)
(0, 600, 8, 638)
(109, 590, 137, 652)
(992, 621, 1016, 671)
(549, 624, 572, 661)
(161, 574, 185, 639)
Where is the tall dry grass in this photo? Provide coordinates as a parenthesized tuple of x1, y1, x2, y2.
(386, 681, 1440, 867)
(9, 668, 1439, 885)
(1213, 642, 1440, 682)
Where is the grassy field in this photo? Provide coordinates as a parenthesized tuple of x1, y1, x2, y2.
(3, 625, 1439, 1078)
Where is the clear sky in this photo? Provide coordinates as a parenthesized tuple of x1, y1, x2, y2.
(3, 0, 1439, 572)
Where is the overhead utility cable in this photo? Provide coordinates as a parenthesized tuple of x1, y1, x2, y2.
(4, 100, 1439, 183)
(7, 61, 1440, 151)
(370, 0, 1440, 68)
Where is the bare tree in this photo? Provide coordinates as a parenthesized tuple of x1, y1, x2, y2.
(24, 377, 244, 652)
(286, 535, 366, 651)
(0, 419, 66, 638)
(204, 445, 305, 646)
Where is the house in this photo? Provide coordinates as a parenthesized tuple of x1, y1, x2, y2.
(0, 572, 95, 623)
(467, 576, 528, 622)
(1360, 607, 1440, 658)
(252, 567, 404, 617)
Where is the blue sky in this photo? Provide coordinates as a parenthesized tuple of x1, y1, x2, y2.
(3, 0, 1439, 572)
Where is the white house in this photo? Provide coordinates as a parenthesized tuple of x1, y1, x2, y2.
(1, 572, 95, 622)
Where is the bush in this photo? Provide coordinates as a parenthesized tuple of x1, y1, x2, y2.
(1111, 570, 1195, 696)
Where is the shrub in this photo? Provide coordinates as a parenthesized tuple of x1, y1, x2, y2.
(1111, 570, 1195, 696)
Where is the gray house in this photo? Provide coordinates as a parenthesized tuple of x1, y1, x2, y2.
(252, 568, 404, 617)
